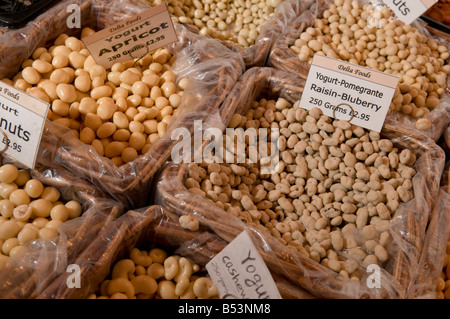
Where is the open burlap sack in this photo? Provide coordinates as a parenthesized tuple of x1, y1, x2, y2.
(154, 66, 447, 299)
(0, 0, 245, 209)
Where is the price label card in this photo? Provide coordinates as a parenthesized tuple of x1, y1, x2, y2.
(299, 54, 399, 132)
(371, 0, 438, 25)
(0, 81, 49, 169)
(82, 3, 178, 69)
(206, 230, 281, 299)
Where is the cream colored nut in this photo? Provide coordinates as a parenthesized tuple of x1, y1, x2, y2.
(9, 189, 30, 206)
(38, 227, 58, 240)
(112, 259, 135, 280)
(0, 164, 19, 184)
(193, 277, 218, 299)
(374, 244, 388, 262)
(157, 280, 178, 299)
(130, 275, 157, 295)
(0, 200, 14, 218)
(22, 67, 41, 85)
(0, 182, 18, 199)
(41, 186, 61, 203)
(13, 205, 32, 222)
(30, 199, 53, 218)
(147, 263, 165, 279)
(179, 215, 199, 231)
(50, 69, 70, 84)
(50, 204, 70, 222)
(106, 278, 135, 299)
(149, 248, 167, 264)
(44, 219, 63, 231)
(24, 179, 44, 198)
(130, 248, 152, 267)
(164, 256, 179, 280)
(17, 226, 37, 245)
(56, 84, 77, 103)
(2, 237, 19, 255)
(0, 220, 20, 240)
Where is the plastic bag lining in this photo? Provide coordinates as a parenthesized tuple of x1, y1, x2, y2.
(0, 161, 123, 299)
(267, 0, 450, 142)
(154, 66, 446, 299)
(0, 0, 245, 209)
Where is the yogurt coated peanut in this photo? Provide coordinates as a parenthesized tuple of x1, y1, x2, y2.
(0, 164, 83, 262)
(184, 100, 417, 280)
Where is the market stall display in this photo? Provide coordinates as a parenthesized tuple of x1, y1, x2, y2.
(0, 0, 244, 209)
(0, 0, 448, 301)
(144, 0, 317, 67)
(268, 0, 450, 141)
(155, 67, 448, 298)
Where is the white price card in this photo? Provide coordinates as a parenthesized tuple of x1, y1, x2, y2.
(371, 0, 438, 25)
(299, 54, 399, 132)
(206, 230, 282, 299)
(82, 3, 178, 69)
(0, 81, 49, 169)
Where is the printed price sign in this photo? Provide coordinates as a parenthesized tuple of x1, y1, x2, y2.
(0, 81, 49, 169)
(206, 230, 281, 299)
(299, 54, 399, 132)
(82, 3, 178, 69)
(371, 0, 438, 25)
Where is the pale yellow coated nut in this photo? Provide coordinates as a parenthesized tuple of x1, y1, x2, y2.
(41, 186, 61, 202)
(0, 200, 14, 218)
(50, 205, 70, 222)
(24, 179, 44, 198)
(111, 259, 135, 280)
(130, 248, 153, 267)
(193, 277, 218, 298)
(147, 262, 165, 279)
(164, 256, 179, 280)
(0, 220, 20, 240)
(106, 278, 135, 299)
(0, 165, 19, 184)
(30, 199, 53, 218)
(38, 227, 58, 240)
(13, 205, 32, 222)
(179, 215, 199, 231)
(130, 275, 158, 295)
(65, 200, 82, 219)
(157, 280, 178, 299)
(9, 189, 31, 206)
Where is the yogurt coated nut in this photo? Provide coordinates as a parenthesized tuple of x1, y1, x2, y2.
(0, 164, 83, 260)
(184, 100, 417, 280)
(3, 28, 186, 166)
(93, 247, 218, 299)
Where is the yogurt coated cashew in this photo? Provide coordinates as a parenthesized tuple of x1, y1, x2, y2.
(111, 259, 136, 280)
(130, 248, 152, 267)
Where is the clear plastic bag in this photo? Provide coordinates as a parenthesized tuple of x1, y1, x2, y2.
(0, 0, 245, 209)
(0, 160, 123, 299)
(267, 0, 450, 142)
(37, 204, 316, 299)
(155, 67, 447, 299)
